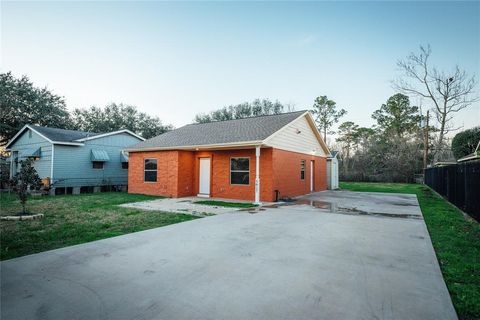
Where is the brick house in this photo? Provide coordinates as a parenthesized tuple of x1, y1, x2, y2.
(126, 110, 330, 203)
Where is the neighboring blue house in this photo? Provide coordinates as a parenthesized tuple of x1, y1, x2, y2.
(5, 125, 144, 194)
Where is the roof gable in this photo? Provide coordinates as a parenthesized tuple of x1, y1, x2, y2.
(31, 125, 100, 142)
(6, 125, 144, 149)
(128, 111, 306, 150)
(263, 112, 330, 156)
(75, 129, 145, 142)
(127, 111, 329, 155)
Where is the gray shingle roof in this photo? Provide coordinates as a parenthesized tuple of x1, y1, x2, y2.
(130, 110, 306, 150)
(30, 125, 100, 142)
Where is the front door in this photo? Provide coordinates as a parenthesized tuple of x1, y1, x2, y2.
(310, 160, 314, 192)
(198, 158, 211, 196)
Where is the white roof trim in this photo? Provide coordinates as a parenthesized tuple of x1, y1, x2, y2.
(262, 111, 331, 156)
(51, 141, 84, 146)
(5, 124, 87, 149)
(304, 112, 331, 156)
(457, 154, 480, 162)
(126, 111, 331, 154)
(126, 140, 264, 152)
(75, 129, 145, 142)
(5, 125, 53, 148)
(262, 111, 308, 143)
(456, 141, 480, 162)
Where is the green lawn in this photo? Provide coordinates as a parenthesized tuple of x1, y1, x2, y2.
(193, 200, 257, 208)
(340, 182, 480, 320)
(0, 192, 199, 261)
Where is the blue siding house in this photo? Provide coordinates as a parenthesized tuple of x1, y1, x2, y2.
(6, 125, 144, 194)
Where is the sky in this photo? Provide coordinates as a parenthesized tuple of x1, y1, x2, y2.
(2, 1, 479, 139)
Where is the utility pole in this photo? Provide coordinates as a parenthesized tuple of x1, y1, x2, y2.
(423, 110, 429, 170)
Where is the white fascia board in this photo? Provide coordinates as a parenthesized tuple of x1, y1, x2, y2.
(75, 129, 145, 142)
(304, 112, 331, 156)
(125, 140, 264, 152)
(262, 111, 331, 156)
(457, 155, 479, 162)
(5, 125, 86, 148)
(51, 141, 84, 146)
(262, 111, 308, 144)
(5, 125, 54, 149)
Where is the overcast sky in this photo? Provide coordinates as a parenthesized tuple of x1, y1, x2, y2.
(2, 1, 479, 135)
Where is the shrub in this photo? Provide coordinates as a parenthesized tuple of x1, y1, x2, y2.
(10, 159, 42, 215)
(451, 127, 480, 159)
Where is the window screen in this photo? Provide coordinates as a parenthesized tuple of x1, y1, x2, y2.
(230, 158, 249, 185)
(144, 159, 157, 182)
(92, 161, 104, 169)
(300, 160, 306, 180)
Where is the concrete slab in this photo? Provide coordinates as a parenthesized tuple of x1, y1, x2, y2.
(120, 197, 274, 216)
(0, 191, 457, 320)
(293, 190, 423, 218)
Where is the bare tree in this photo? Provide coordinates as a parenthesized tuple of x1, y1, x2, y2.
(394, 45, 478, 159)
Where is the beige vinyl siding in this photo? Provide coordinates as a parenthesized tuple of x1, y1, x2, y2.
(265, 115, 326, 156)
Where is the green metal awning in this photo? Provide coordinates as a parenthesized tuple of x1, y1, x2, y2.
(91, 149, 110, 162)
(120, 152, 129, 163)
(27, 148, 42, 158)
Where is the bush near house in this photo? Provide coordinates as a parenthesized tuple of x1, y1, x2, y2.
(340, 182, 480, 320)
(9, 158, 42, 215)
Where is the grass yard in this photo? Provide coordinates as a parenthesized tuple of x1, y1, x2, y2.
(340, 182, 480, 320)
(193, 200, 257, 208)
(0, 192, 199, 261)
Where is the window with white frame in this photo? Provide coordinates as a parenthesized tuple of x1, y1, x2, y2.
(300, 160, 306, 180)
(230, 157, 249, 185)
(144, 159, 157, 182)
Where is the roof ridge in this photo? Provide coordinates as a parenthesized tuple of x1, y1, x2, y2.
(188, 110, 307, 126)
(30, 125, 100, 135)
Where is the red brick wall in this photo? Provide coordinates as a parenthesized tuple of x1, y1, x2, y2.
(128, 151, 186, 197)
(192, 149, 274, 202)
(177, 151, 195, 197)
(272, 148, 327, 200)
(128, 147, 326, 202)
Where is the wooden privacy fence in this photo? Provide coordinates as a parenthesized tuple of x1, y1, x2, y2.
(424, 160, 480, 220)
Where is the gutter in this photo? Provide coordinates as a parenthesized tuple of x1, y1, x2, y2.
(125, 141, 265, 152)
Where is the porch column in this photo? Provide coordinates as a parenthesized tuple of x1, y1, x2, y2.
(254, 145, 261, 205)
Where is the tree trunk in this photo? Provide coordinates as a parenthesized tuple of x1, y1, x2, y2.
(436, 112, 446, 162)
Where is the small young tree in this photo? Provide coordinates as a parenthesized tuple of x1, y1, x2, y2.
(311, 96, 347, 142)
(10, 159, 42, 215)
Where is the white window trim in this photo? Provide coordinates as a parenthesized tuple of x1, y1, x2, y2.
(230, 157, 250, 186)
(300, 160, 306, 180)
(144, 158, 158, 183)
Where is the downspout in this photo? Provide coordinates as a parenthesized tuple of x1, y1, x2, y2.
(254, 145, 261, 205)
(10, 152, 13, 177)
(50, 144, 54, 184)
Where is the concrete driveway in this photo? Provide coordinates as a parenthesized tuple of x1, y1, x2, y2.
(0, 191, 457, 320)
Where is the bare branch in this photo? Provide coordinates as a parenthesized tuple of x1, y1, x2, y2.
(393, 45, 478, 156)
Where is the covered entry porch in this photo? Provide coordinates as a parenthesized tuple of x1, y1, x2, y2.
(128, 145, 275, 203)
